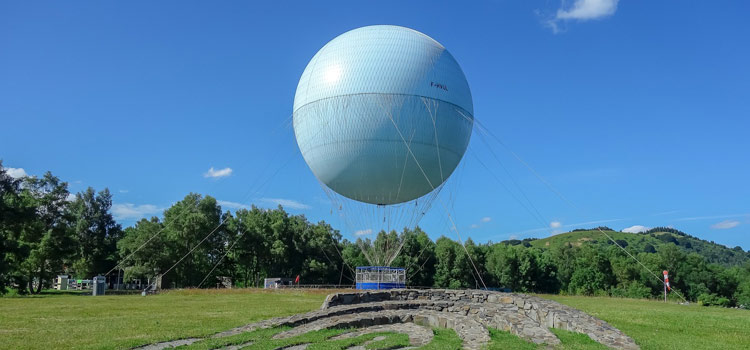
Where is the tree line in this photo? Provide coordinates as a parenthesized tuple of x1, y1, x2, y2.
(1, 163, 748, 308)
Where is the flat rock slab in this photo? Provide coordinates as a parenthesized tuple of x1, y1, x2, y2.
(331, 323, 433, 347)
(133, 338, 200, 350)
(273, 308, 489, 350)
(283, 345, 309, 350)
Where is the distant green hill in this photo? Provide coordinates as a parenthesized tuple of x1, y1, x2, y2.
(523, 227, 749, 267)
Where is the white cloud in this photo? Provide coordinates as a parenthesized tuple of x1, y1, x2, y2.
(260, 198, 311, 210)
(204, 167, 233, 178)
(112, 203, 163, 220)
(550, 221, 562, 229)
(6, 167, 27, 178)
(66, 193, 77, 202)
(711, 220, 740, 230)
(471, 216, 492, 229)
(509, 235, 519, 240)
(556, 0, 619, 20)
(217, 200, 251, 210)
(119, 189, 129, 194)
(622, 225, 650, 233)
(355, 229, 372, 236)
(546, 0, 619, 33)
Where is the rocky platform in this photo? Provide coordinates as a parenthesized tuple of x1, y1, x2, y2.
(135, 289, 639, 350)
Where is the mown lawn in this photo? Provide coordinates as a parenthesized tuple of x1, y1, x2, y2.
(543, 294, 750, 350)
(1, 289, 748, 349)
(0, 289, 325, 350)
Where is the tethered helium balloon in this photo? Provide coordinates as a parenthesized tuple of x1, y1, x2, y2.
(293, 25, 473, 267)
(293, 25, 473, 205)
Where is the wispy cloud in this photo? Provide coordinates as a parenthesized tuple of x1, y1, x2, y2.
(470, 216, 492, 229)
(6, 167, 28, 178)
(260, 198, 311, 210)
(557, 0, 619, 20)
(217, 200, 251, 210)
(559, 167, 621, 180)
(622, 225, 650, 233)
(651, 210, 680, 217)
(505, 218, 625, 237)
(711, 220, 740, 230)
(217, 198, 311, 211)
(570, 218, 626, 227)
(112, 203, 163, 220)
(545, 0, 619, 33)
(550, 221, 562, 229)
(355, 229, 372, 236)
(506, 226, 552, 236)
(674, 214, 749, 222)
(204, 167, 233, 178)
(119, 189, 129, 194)
(66, 193, 77, 202)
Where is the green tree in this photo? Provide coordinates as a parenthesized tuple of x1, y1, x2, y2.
(341, 240, 368, 284)
(567, 246, 614, 295)
(229, 206, 273, 287)
(16, 172, 76, 294)
(433, 236, 477, 289)
(550, 243, 578, 291)
(295, 218, 343, 284)
(68, 187, 122, 278)
(0, 162, 25, 293)
(391, 227, 436, 287)
(161, 193, 228, 288)
(733, 263, 750, 308)
(117, 217, 173, 285)
(486, 244, 558, 293)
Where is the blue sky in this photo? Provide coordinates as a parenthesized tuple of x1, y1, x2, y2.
(2, 1, 749, 249)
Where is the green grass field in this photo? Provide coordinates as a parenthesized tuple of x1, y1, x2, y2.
(1, 289, 748, 350)
(543, 294, 750, 349)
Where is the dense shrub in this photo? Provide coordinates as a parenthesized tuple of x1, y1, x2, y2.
(698, 293, 731, 307)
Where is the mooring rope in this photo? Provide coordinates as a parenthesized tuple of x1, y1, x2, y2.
(380, 97, 487, 289)
(470, 113, 689, 302)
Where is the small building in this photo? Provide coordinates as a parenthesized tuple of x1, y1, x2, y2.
(74, 279, 93, 290)
(356, 266, 405, 290)
(264, 278, 294, 289)
(92, 276, 106, 296)
(55, 275, 70, 290)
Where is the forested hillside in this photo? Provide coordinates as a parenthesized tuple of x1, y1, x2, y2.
(525, 227, 750, 267)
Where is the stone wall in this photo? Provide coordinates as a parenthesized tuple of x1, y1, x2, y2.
(322, 289, 639, 349)
(136, 288, 640, 350)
